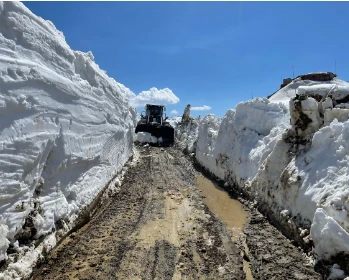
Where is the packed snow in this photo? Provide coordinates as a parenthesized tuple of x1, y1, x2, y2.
(312, 208, 349, 260)
(328, 264, 347, 280)
(195, 98, 288, 184)
(0, 1, 138, 276)
(176, 74, 349, 267)
(135, 132, 163, 144)
(167, 116, 182, 129)
(175, 117, 200, 154)
(269, 75, 349, 106)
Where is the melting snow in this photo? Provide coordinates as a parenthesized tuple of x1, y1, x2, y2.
(0, 1, 137, 275)
(177, 76, 349, 263)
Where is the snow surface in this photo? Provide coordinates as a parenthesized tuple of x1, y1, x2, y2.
(167, 116, 182, 129)
(289, 96, 322, 136)
(269, 77, 349, 105)
(176, 78, 349, 262)
(0, 0, 137, 271)
(175, 117, 200, 153)
(195, 98, 288, 185)
(135, 132, 163, 144)
(311, 208, 349, 260)
(328, 264, 346, 280)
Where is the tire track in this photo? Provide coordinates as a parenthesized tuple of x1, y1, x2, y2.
(30, 146, 245, 280)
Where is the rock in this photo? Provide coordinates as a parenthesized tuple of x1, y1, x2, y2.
(42, 268, 49, 273)
(182, 104, 191, 123)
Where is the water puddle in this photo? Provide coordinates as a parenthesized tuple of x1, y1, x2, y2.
(196, 174, 253, 280)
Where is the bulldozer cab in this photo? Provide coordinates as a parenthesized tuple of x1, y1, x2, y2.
(143, 104, 166, 124)
(146, 104, 164, 115)
(148, 105, 161, 115)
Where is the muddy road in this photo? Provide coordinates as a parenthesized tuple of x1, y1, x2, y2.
(30, 146, 320, 280)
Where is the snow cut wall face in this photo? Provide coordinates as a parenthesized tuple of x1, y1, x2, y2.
(185, 83, 349, 260)
(0, 1, 136, 261)
(195, 98, 289, 185)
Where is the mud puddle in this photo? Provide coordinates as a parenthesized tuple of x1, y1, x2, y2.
(30, 147, 245, 280)
(196, 174, 253, 280)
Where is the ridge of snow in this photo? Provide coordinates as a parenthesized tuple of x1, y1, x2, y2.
(0, 1, 137, 273)
(269, 77, 349, 106)
(195, 98, 289, 184)
(177, 82, 349, 263)
(311, 208, 349, 260)
(176, 117, 200, 153)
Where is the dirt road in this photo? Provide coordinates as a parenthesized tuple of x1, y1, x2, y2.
(29, 146, 321, 280)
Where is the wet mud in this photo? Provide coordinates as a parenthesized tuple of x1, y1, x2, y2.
(195, 175, 253, 280)
(28, 145, 321, 280)
(29, 146, 244, 280)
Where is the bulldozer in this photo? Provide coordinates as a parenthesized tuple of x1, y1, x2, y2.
(135, 104, 175, 145)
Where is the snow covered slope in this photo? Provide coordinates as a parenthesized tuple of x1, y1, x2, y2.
(195, 98, 289, 187)
(167, 116, 182, 129)
(0, 0, 137, 269)
(177, 76, 349, 266)
(269, 75, 349, 106)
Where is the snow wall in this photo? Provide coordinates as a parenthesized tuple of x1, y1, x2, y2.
(176, 77, 349, 264)
(0, 1, 137, 274)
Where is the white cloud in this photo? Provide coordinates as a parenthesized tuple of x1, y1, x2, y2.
(129, 87, 180, 108)
(191, 105, 212, 111)
(170, 110, 178, 115)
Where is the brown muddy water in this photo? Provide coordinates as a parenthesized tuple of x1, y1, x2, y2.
(196, 174, 253, 280)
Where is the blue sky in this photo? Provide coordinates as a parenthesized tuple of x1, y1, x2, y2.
(24, 1, 349, 117)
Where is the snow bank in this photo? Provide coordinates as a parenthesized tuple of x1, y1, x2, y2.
(269, 77, 349, 106)
(311, 208, 349, 260)
(195, 98, 288, 186)
(0, 0, 136, 270)
(325, 108, 349, 126)
(167, 116, 182, 129)
(328, 264, 347, 280)
(176, 117, 200, 153)
(0, 224, 10, 261)
(196, 114, 222, 174)
(251, 118, 349, 253)
(173, 104, 200, 153)
(298, 120, 349, 228)
(176, 78, 349, 264)
(289, 83, 349, 137)
(290, 96, 322, 136)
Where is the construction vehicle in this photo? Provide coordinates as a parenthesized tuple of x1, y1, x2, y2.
(135, 104, 175, 145)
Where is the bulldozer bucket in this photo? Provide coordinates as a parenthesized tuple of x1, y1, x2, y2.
(135, 123, 174, 145)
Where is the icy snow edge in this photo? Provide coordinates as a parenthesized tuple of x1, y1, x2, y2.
(176, 90, 349, 264)
(0, 0, 137, 274)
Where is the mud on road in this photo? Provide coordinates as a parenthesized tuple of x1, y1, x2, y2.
(30, 146, 321, 280)
(244, 210, 321, 279)
(30, 146, 244, 280)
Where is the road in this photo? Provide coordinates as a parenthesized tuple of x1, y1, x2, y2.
(30, 146, 321, 280)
